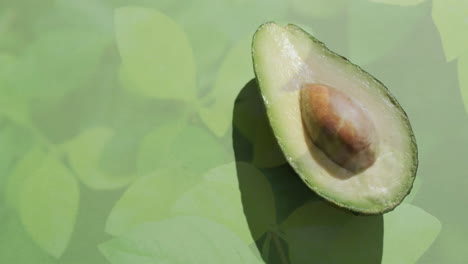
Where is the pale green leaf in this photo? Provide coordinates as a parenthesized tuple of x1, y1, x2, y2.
(5, 147, 44, 209)
(0, 124, 34, 200)
(19, 154, 80, 258)
(100, 216, 264, 264)
(0, 213, 57, 264)
(381, 204, 441, 264)
(370, 0, 425, 6)
(459, 53, 468, 114)
(137, 121, 229, 176)
(66, 127, 137, 190)
(137, 120, 181, 175)
(349, 0, 426, 65)
(198, 36, 254, 137)
(290, 0, 347, 18)
(433, 0, 468, 61)
(115, 7, 196, 100)
(172, 162, 276, 243)
(105, 168, 195, 236)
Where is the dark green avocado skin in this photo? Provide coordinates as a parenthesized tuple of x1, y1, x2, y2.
(251, 23, 418, 215)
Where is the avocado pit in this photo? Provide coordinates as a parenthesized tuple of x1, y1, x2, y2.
(300, 83, 377, 172)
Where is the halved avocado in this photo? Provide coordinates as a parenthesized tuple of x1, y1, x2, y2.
(252, 22, 417, 214)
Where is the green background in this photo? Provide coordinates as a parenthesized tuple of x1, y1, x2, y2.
(0, 0, 466, 263)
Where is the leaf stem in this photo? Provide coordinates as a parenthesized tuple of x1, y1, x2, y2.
(262, 232, 272, 262)
(272, 232, 289, 264)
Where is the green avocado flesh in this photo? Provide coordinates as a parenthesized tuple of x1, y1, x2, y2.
(252, 22, 417, 214)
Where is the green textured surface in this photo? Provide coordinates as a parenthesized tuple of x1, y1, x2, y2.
(0, 0, 464, 263)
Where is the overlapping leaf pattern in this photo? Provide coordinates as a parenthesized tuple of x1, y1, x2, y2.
(0, 0, 462, 263)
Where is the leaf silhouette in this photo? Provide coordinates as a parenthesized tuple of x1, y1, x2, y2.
(100, 216, 264, 264)
(115, 7, 196, 101)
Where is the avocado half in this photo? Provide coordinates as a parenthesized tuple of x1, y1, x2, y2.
(252, 22, 417, 214)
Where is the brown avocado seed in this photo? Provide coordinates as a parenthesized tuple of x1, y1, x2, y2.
(300, 83, 377, 172)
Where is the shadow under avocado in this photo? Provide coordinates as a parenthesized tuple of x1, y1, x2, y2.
(232, 79, 384, 264)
